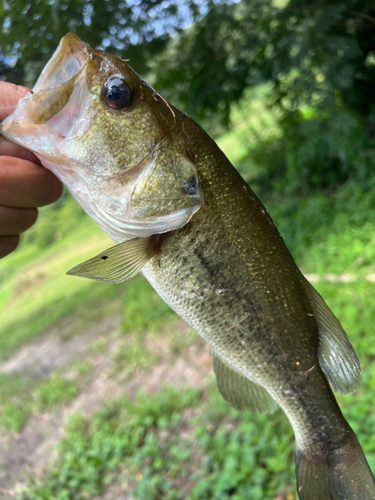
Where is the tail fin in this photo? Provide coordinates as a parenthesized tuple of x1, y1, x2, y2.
(295, 439, 375, 500)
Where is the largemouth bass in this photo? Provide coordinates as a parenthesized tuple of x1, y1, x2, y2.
(2, 34, 374, 499)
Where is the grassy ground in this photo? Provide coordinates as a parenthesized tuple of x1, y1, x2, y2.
(0, 87, 374, 499)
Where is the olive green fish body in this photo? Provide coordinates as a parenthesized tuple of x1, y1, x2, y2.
(143, 114, 344, 438)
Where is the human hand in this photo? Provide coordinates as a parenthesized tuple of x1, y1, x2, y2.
(0, 81, 63, 258)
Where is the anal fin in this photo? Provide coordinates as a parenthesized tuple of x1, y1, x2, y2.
(212, 350, 277, 414)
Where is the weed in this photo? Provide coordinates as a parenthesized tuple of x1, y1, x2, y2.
(121, 279, 176, 334)
(17, 387, 201, 500)
(111, 337, 158, 375)
(34, 375, 77, 411)
(71, 360, 95, 376)
(90, 337, 108, 354)
(0, 402, 30, 432)
(0, 374, 36, 432)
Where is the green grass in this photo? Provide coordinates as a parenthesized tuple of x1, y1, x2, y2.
(17, 387, 201, 500)
(111, 338, 158, 375)
(267, 180, 375, 274)
(0, 192, 177, 361)
(16, 386, 296, 500)
(0, 207, 115, 359)
(216, 84, 282, 182)
(34, 375, 78, 411)
(71, 360, 95, 376)
(121, 278, 177, 333)
(0, 373, 36, 432)
(0, 373, 77, 432)
(0, 279, 120, 360)
(0, 401, 30, 432)
(169, 327, 198, 356)
(11, 203, 372, 498)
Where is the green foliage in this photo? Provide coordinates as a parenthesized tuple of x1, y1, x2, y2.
(2, 0, 375, 192)
(153, 0, 275, 126)
(270, 1, 375, 125)
(155, 0, 375, 125)
(112, 337, 158, 374)
(122, 278, 176, 333)
(267, 180, 375, 271)
(248, 106, 375, 195)
(0, 401, 30, 432)
(22, 188, 87, 249)
(1, 3, 375, 497)
(17, 387, 201, 500)
(153, 0, 375, 190)
(186, 390, 295, 500)
(70, 360, 94, 376)
(16, 386, 296, 500)
(0, 0, 206, 86)
(34, 375, 77, 410)
(0, 373, 78, 432)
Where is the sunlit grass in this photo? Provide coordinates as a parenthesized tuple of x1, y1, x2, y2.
(16, 387, 295, 500)
(0, 213, 112, 359)
(34, 375, 78, 411)
(217, 85, 282, 182)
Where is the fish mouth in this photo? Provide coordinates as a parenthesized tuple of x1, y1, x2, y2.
(1, 33, 93, 201)
(2, 33, 92, 156)
(18, 33, 89, 125)
(33, 33, 88, 94)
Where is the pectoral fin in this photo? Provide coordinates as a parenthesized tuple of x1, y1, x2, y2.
(67, 237, 153, 283)
(211, 349, 277, 413)
(304, 278, 362, 394)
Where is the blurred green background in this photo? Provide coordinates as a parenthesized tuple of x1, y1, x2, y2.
(1, 1, 375, 499)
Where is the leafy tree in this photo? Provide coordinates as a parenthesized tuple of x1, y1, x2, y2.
(0, 0, 206, 86)
(153, 0, 375, 126)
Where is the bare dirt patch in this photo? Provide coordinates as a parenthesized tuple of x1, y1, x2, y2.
(0, 314, 121, 378)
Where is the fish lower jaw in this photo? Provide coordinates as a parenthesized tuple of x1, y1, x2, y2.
(87, 203, 201, 244)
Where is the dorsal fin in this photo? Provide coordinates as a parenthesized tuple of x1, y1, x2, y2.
(303, 278, 362, 394)
(211, 349, 277, 413)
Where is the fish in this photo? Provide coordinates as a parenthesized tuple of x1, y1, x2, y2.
(2, 33, 374, 500)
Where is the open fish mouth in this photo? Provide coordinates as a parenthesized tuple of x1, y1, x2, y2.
(2, 33, 90, 142)
(19, 34, 89, 126)
(32, 33, 88, 95)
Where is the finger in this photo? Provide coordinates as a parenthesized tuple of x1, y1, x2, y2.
(0, 82, 30, 121)
(0, 136, 41, 164)
(0, 206, 38, 235)
(0, 235, 20, 259)
(0, 156, 63, 208)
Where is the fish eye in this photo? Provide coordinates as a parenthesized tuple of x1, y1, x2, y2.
(102, 76, 133, 109)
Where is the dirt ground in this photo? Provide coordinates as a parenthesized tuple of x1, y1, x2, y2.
(0, 312, 212, 499)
